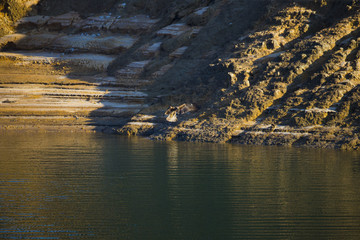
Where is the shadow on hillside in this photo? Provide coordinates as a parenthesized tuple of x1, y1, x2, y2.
(5, 0, 357, 134)
(3, 0, 220, 132)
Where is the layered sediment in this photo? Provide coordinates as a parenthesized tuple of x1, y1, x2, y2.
(0, 0, 359, 149)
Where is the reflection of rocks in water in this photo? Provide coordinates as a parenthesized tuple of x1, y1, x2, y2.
(167, 142, 179, 170)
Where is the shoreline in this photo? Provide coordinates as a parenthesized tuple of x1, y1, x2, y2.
(0, 0, 359, 151)
(0, 121, 358, 150)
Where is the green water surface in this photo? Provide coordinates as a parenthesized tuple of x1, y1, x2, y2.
(0, 132, 359, 239)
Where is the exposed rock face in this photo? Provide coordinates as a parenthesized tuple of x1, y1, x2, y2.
(0, 0, 40, 36)
(0, 0, 360, 149)
(119, 0, 360, 150)
(0, 3, 157, 131)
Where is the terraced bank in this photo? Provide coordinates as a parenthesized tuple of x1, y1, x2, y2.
(1, 0, 359, 149)
(118, 0, 360, 150)
(0, 11, 158, 131)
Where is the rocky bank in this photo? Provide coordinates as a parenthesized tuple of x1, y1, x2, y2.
(0, 0, 359, 150)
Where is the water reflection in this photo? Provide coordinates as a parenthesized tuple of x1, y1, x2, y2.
(0, 132, 360, 239)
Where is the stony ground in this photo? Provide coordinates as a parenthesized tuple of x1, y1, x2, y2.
(1, 0, 359, 149)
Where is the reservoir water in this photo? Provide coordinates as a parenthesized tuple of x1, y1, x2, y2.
(0, 132, 360, 239)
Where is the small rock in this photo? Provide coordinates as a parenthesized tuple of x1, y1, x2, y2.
(165, 104, 198, 122)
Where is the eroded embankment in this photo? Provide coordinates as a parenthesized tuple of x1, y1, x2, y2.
(118, 0, 360, 150)
(0, 0, 359, 149)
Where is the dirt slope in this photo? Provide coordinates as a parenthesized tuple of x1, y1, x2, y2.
(120, 0, 360, 150)
(1, 0, 360, 149)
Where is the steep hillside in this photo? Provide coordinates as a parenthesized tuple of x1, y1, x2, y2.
(120, 0, 360, 150)
(0, 0, 39, 36)
(0, 0, 359, 149)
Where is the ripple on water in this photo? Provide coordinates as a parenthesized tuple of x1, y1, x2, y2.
(0, 132, 360, 239)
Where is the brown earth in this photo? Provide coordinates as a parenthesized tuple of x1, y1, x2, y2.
(1, 0, 360, 150)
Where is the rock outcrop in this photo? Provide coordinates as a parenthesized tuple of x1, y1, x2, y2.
(0, 0, 359, 149)
(118, 0, 360, 150)
(0, 7, 157, 131)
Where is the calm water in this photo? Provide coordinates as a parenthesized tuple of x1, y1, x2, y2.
(0, 132, 360, 239)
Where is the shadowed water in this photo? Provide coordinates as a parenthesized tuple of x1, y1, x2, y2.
(0, 132, 360, 239)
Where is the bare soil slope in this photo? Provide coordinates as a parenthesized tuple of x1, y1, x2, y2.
(121, 0, 360, 150)
(1, 0, 359, 149)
